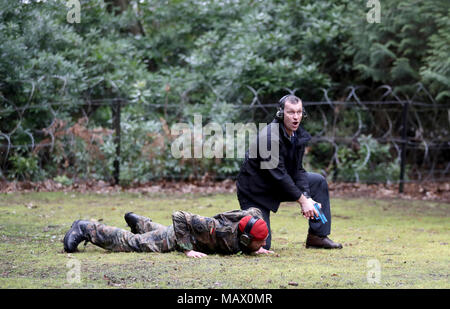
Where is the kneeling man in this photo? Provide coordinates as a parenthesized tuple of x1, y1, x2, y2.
(237, 94, 342, 250)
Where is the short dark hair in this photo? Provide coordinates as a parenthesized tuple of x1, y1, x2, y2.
(279, 94, 301, 109)
(275, 94, 306, 120)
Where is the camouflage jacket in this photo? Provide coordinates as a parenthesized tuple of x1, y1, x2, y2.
(171, 207, 264, 254)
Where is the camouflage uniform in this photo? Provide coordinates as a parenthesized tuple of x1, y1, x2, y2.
(83, 207, 264, 254)
(84, 219, 176, 253)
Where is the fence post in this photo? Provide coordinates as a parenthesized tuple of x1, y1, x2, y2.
(399, 100, 409, 193)
(112, 99, 121, 185)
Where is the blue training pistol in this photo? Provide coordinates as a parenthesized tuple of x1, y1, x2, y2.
(313, 203, 328, 224)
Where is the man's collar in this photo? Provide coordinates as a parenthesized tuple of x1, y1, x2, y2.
(281, 122, 293, 140)
(272, 119, 291, 140)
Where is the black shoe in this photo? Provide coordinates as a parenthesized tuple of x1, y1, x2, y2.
(306, 234, 343, 249)
(63, 220, 91, 253)
(124, 212, 141, 234)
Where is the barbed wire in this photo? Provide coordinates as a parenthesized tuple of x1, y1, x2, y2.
(0, 79, 449, 185)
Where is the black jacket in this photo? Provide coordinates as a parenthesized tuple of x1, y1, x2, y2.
(236, 119, 311, 212)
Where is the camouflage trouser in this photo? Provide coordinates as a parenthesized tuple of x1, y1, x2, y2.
(85, 214, 177, 253)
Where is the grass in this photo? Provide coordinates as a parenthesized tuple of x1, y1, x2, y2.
(0, 191, 448, 289)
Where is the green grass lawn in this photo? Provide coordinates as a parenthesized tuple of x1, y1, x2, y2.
(0, 191, 448, 289)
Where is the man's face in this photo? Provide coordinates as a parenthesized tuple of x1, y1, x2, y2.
(283, 100, 303, 135)
(248, 237, 267, 252)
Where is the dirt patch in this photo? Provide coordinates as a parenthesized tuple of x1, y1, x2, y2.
(329, 182, 450, 203)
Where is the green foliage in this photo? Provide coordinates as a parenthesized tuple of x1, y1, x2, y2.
(131, 0, 356, 119)
(53, 175, 73, 186)
(347, 0, 450, 101)
(306, 141, 335, 172)
(420, 7, 450, 101)
(336, 135, 400, 183)
(9, 154, 41, 181)
(0, 0, 447, 182)
(100, 115, 166, 184)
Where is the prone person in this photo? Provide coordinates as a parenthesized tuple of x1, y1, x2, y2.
(63, 207, 274, 258)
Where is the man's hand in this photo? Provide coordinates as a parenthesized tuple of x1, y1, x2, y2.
(253, 247, 275, 255)
(298, 195, 321, 220)
(185, 250, 207, 258)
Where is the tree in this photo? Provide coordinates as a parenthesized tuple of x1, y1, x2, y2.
(347, 0, 450, 101)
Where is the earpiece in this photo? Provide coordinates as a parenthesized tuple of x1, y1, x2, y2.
(239, 216, 259, 247)
(275, 107, 284, 120)
(275, 94, 307, 120)
(275, 95, 289, 120)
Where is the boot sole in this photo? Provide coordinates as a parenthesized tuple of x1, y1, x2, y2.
(63, 220, 82, 253)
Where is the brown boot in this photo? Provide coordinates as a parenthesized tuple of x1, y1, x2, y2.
(306, 234, 343, 249)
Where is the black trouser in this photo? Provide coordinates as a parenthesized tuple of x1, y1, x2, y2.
(238, 172, 332, 250)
